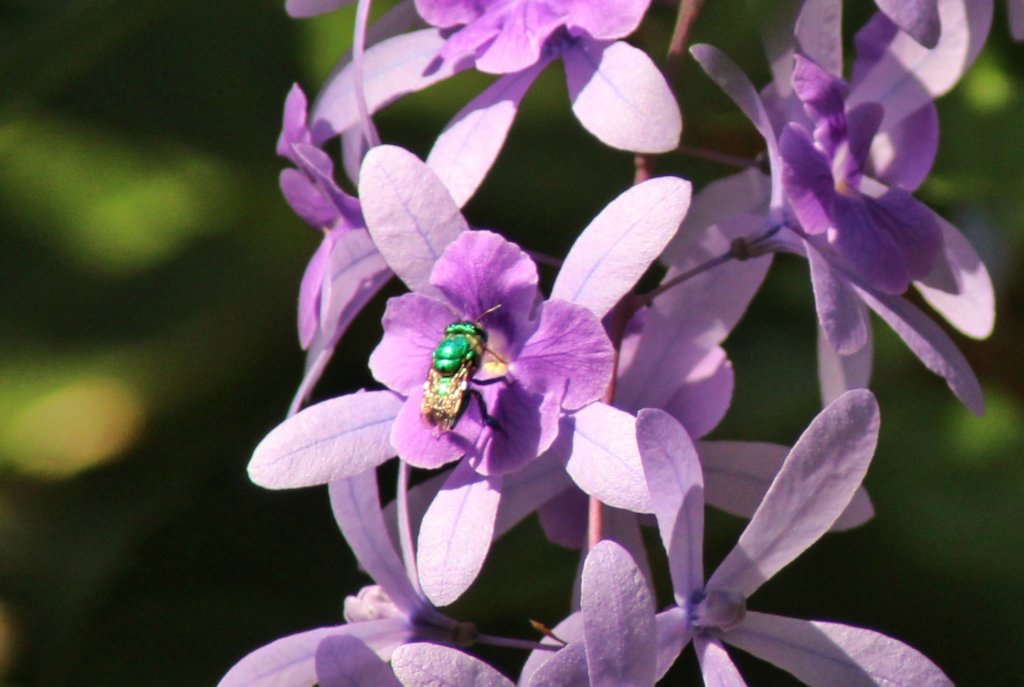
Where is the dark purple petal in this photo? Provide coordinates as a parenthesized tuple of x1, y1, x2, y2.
(538, 487, 588, 548)
(430, 230, 540, 348)
(417, 462, 501, 606)
(278, 84, 312, 161)
(413, 0, 479, 27)
(565, 39, 682, 153)
(565, 402, 651, 513)
(845, 103, 884, 177)
(855, 287, 984, 414)
(791, 55, 848, 156)
(694, 636, 748, 687)
(552, 176, 692, 319)
(390, 389, 477, 469)
(470, 381, 560, 475)
(817, 321, 874, 407)
(359, 145, 468, 296)
(473, 3, 565, 74)
(290, 143, 364, 225)
(708, 390, 879, 597)
(825, 192, 911, 294)
(779, 123, 834, 236)
(724, 612, 953, 686)
(914, 214, 995, 339)
(871, 186, 943, 281)
(286, 0, 355, 18)
(248, 390, 403, 488)
(427, 64, 545, 207)
(370, 293, 458, 396)
(514, 300, 614, 410)
(581, 540, 657, 687)
(280, 169, 338, 229)
(699, 441, 875, 532)
(315, 635, 401, 687)
(311, 29, 465, 141)
(392, 643, 515, 686)
(1012, 0, 1024, 40)
(875, 0, 940, 48)
(806, 241, 870, 355)
(636, 409, 704, 602)
(328, 471, 427, 618)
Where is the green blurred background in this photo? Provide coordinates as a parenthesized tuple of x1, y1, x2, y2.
(1, 1, 1021, 684)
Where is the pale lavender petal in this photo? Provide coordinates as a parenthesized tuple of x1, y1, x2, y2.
(417, 461, 501, 606)
(779, 123, 835, 236)
(699, 441, 875, 532)
(359, 145, 468, 295)
(565, 402, 651, 513)
(807, 242, 870, 355)
(848, 0, 993, 131)
(392, 643, 514, 687)
(654, 607, 691, 680)
(658, 350, 734, 440)
(311, 29, 464, 141)
(690, 44, 784, 213)
(603, 507, 654, 586)
(218, 627, 337, 687)
(694, 636, 748, 687)
(370, 293, 457, 396)
(473, 4, 565, 74)
(856, 287, 984, 414)
(1012, 0, 1024, 40)
(724, 612, 953, 687)
(281, 169, 338, 229)
(817, 321, 874, 407)
(427, 63, 545, 208)
(248, 391, 403, 488)
(413, 0, 478, 27)
(794, 0, 843, 77)
(494, 444, 575, 538)
(708, 390, 879, 597)
(581, 540, 657, 687)
(914, 214, 995, 339)
(636, 409, 704, 601)
(298, 232, 333, 349)
(286, 0, 355, 18)
(660, 169, 771, 266)
(865, 102, 938, 191)
(875, 0, 941, 47)
(567, 0, 650, 38)
(525, 641, 590, 687)
(430, 230, 540, 347)
(514, 300, 614, 410)
(315, 635, 401, 687)
(552, 176, 692, 318)
(565, 39, 681, 153)
(328, 471, 426, 617)
(390, 388, 476, 469)
(520, 613, 584, 686)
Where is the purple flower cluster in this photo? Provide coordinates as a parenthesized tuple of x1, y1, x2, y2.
(220, 0, 1010, 684)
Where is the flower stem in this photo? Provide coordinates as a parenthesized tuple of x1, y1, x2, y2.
(476, 633, 560, 652)
(396, 461, 422, 594)
(353, 0, 381, 148)
(678, 144, 761, 169)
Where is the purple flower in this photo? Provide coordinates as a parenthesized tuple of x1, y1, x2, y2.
(310, 0, 679, 207)
(780, 54, 942, 296)
(370, 228, 613, 475)
(277, 84, 391, 415)
(525, 393, 953, 686)
(217, 469, 477, 687)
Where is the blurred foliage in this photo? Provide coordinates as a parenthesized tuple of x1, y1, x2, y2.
(0, 0, 1022, 685)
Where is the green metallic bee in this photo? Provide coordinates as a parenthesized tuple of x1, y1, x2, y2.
(422, 306, 505, 433)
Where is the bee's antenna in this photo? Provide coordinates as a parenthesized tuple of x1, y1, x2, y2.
(475, 304, 502, 324)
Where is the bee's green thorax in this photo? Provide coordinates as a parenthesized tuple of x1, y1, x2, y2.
(431, 322, 486, 376)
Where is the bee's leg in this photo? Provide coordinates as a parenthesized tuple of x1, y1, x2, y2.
(472, 375, 510, 387)
(468, 389, 504, 434)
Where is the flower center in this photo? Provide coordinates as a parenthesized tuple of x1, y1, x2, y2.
(687, 588, 747, 632)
